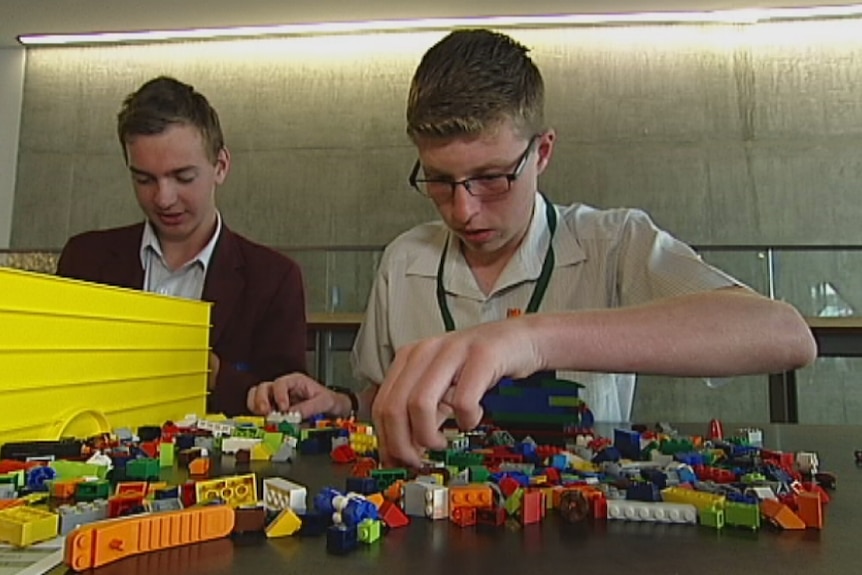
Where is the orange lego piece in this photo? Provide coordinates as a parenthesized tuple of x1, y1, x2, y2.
(115, 481, 148, 497)
(383, 480, 403, 503)
(51, 479, 83, 499)
(64, 504, 235, 571)
(449, 485, 493, 509)
(795, 492, 824, 529)
(366, 493, 384, 508)
(189, 457, 211, 476)
(760, 498, 806, 530)
(0, 499, 24, 511)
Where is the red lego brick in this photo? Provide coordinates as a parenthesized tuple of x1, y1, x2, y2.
(379, 501, 409, 528)
(521, 491, 543, 525)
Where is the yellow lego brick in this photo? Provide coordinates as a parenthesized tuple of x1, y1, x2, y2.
(195, 473, 258, 508)
(661, 487, 725, 511)
(251, 443, 274, 461)
(0, 506, 59, 547)
(265, 508, 302, 538)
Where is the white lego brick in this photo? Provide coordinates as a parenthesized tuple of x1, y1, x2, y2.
(263, 477, 307, 512)
(424, 484, 449, 520)
(606, 500, 697, 524)
(221, 437, 261, 455)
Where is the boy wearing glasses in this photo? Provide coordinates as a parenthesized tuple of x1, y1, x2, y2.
(253, 29, 816, 467)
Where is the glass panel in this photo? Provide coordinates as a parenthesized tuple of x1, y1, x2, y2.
(4, 245, 862, 424)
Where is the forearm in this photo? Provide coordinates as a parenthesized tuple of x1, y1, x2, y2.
(526, 289, 817, 377)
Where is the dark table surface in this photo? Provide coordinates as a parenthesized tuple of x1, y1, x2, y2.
(49, 423, 862, 575)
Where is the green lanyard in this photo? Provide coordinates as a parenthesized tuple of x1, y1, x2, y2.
(436, 194, 558, 332)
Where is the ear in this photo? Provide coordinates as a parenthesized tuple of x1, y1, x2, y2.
(214, 147, 231, 184)
(535, 129, 556, 176)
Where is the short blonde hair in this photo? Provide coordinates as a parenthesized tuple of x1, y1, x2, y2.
(117, 76, 225, 164)
(406, 29, 545, 140)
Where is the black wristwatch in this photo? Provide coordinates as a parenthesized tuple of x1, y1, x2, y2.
(329, 385, 359, 415)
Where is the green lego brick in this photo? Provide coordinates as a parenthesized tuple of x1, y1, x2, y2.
(159, 443, 175, 468)
(468, 465, 491, 483)
(699, 506, 725, 530)
(263, 432, 285, 454)
(76, 479, 110, 501)
(358, 518, 381, 543)
(548, 396, 584, 407)
(505, 488, 523, 516)
(50, 460, 108, 481)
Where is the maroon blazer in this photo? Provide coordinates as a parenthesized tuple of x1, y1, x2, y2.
(56, 222, 307, 416)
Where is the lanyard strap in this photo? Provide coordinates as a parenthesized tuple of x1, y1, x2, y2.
(436, 194, 558, 333)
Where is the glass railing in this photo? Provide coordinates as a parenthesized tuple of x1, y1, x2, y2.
(3, 245, 860, 425)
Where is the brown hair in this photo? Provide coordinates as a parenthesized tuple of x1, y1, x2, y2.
(117, 76, 224, 163)
(406, 29, 545, 140)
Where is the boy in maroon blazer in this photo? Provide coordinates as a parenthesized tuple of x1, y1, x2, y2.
(57, 76, 316, 416)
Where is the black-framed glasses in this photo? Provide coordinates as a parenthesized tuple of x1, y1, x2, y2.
(409, 135, 540, 202)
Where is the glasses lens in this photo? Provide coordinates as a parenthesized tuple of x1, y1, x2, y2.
(468, 175, 510, 198)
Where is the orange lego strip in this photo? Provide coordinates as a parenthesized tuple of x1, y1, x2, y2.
(64, 504, 235, 571)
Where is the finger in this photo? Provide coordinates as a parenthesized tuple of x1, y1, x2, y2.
(373, 351, 411, 467)
(254, 382, 275, 415)
(448, 347, 497, 431)
(246, 386, 258, 414)
(270, 377, 293, 413)
(405, 341, 464, 450)
(291, 391, 335, 421)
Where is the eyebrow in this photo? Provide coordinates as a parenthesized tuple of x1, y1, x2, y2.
(422, 156, 519, 179)
(129, 165, 198, 178)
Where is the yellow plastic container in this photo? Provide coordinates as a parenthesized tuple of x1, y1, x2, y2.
(0, 267, 211, 446)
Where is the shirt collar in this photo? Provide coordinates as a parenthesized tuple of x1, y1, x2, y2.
(406, 193, 586, 283)
(139, 211, 222, 272)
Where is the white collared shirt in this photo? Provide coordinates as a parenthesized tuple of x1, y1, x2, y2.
(139, 213, 222, 301)
(351, 193, 739, 422)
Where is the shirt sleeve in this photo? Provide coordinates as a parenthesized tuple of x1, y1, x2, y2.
(614, 209, 740, 306)
(350, 252, 395, 387)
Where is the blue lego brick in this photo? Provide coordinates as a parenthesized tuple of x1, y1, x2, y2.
(314, 487, 342, 515)
(592, 446, 622, 463)
(345, 477, 378, 496)
(675, 451, 706, 466)
(640, 468, 669, 489)
(297, 511, 330, 537)
(26, 466, 57, 492)
(341, 497, 379, 527)
(326, 525, 358, 555)
(625, 482, 661, 502)
(613, 429, 641, 460)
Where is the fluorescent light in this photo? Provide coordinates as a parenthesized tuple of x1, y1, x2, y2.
(18, 5, 862, 46)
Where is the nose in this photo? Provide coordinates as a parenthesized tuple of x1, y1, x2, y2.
(449, 182, 480, 225)
(152, 179, 178, 209)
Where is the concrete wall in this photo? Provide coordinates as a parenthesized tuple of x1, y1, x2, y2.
(11, 22, 862, 423)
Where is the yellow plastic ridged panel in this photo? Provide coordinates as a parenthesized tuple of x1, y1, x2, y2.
(0, 506, 59, 546)
(0, 268, 211, 446)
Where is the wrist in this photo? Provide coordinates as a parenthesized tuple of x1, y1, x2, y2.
(329, 386, 359, 417)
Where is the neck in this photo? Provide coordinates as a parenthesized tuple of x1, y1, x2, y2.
(159, 214, 217, 271)
(463, 226, 529, 295)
